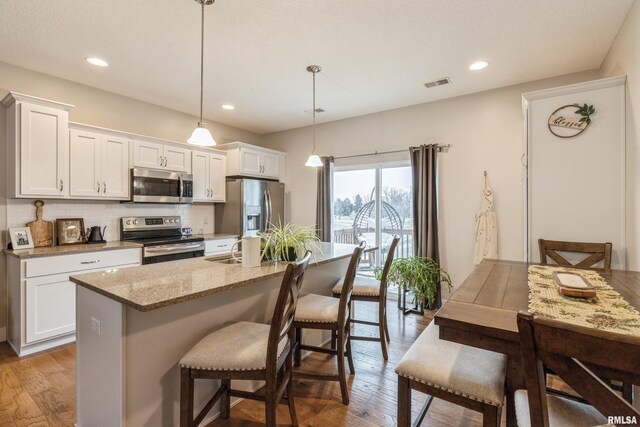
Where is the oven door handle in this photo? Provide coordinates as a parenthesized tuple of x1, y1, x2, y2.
(179, 175, 184, 200)
(145, 244, 204, 253)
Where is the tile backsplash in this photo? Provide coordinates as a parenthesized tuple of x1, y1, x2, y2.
(6, 199, 214, 242)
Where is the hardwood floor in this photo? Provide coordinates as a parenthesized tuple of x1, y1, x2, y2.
(0, 301, 499, 426)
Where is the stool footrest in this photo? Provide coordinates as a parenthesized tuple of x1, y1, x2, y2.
(300, 344, 338, 355)
(351, 319, 380, 326)
(294, 370, 341, 382)
(351, 335, 382, 342)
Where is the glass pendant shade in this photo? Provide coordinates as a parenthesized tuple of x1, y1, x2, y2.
(188, 124, 216, 146)
(305, 153, 322, 167)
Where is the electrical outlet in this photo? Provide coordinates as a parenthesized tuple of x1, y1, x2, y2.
(91, 317, 102, 336)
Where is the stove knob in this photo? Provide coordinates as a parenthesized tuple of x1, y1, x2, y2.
(133, 220, 138, 225)
(126, 220, 131, 225)
(170, 219, 176, 223)
(175, 219, 180, 224)
(165, 219, 170, 223)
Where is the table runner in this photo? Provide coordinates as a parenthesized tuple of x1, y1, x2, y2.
(528, 265, 640, 337)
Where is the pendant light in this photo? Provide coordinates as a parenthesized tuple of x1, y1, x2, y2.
(188, 0, 216, 147)
(305, 65, 323, 167)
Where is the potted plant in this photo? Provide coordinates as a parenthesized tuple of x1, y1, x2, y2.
(260, 221, 322, 262)
(377, 256, 452, 314)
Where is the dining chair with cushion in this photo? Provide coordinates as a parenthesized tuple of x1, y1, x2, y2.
(396, 322, 507, 427)
(293, 241, 366, 404)
(332, 235, 400, 360)
(516, 311, 640, 427)
(538, 239, 612, 273)
(179, 252, 312, 427)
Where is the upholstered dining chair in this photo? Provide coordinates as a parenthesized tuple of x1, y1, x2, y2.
(332, 235, 400, 360)
(396, 322, 507, 427)
(179, 252, 312, 427)
(516, 311, 640, 427)
(538, 239, 612, 273)
(293, 241, 366, 404)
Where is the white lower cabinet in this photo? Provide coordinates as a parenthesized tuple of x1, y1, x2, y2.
(205, 238, 237, 256)
(7, 248, 141, 356)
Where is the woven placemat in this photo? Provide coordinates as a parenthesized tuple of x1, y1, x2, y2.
(528, 265, 640, 337)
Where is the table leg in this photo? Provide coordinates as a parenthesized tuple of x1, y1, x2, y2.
(506, 355, 525, 427)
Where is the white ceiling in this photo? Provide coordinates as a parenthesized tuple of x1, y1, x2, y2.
(0, 1, 633, 134)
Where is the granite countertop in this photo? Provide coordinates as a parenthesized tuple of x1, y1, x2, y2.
(3, 241, 143, 259)
(70, 242, 366, 312)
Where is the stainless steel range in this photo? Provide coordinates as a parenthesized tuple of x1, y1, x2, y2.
(121, 216, 205, 264)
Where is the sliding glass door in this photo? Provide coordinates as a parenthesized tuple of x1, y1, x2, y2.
(332, 161, 413, 274)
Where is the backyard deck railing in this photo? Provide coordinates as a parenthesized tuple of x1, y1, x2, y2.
(333, 228, 414, 259)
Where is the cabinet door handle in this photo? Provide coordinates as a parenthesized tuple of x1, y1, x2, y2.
(60, 179, 64, 191)
(97, 181, 101, 193)
(103, 181, 107, 194)
(163, 156, 167, 167)
(80, 260, 100, 265)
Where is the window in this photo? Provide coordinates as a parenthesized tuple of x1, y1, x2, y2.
(332, 161, 413, 276)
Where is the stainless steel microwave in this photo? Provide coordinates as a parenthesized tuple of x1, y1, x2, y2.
(131, 168, 193, 203)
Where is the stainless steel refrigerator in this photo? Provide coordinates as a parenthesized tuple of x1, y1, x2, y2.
(214, 178, 285, 237)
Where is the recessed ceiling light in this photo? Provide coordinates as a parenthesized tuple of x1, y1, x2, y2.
(86, 57, 109, 67)
(221, 104, 235, 110)
(469, 61, 488, 71)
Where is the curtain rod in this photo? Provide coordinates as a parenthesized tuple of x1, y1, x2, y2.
(333, 144, 450, 160)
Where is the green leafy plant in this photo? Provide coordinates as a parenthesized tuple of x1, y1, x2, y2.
(376, 256, 452, 307)
(574, 103, 595, 125)
(260, 221, 322, 262)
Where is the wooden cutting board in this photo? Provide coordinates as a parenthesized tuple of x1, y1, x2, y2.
(27, 200, 54, 247)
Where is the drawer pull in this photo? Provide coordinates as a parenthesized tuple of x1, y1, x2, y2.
(80, 260, 101, 265)
(217, 244, 228, 247)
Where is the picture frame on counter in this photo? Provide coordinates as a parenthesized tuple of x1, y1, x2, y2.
(56, 218, 85, 245)
(9, 227, 35, 250)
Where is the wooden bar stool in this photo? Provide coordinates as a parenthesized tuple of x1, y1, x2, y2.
(293, 242, 366, 405)
(332, 235, 400, 360)
(179, 252, 311, 427)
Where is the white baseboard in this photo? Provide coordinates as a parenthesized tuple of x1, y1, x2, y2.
(0, 327, 6, 342)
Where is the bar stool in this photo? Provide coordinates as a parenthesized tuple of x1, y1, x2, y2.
(332, 235, 400, 360)
(179, 252, 311, 427)
(293, 242, 366, 404)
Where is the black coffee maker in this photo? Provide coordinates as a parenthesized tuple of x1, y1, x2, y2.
(86, 226, 107, 244)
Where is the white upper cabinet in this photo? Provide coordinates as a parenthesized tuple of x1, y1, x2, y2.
(133, 140, 191, 172)
(2, 92, 74, 198)
(191, 149, 227, 202)
(69, 127, 130, 200)
(221, 142, 285, 181)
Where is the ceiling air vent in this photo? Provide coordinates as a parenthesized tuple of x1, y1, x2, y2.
(424, 77, 451, 89)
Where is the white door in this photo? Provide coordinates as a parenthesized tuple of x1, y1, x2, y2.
(19, 103, 68, 197)
(70, 129, 102, 198)
(25, 276, 76, 343)
(261, 152, 280, 178)
(192, 151, 209, 201)
(133, 140, 163, 169)
(102, 136, 130, 199)
(240, 148, 261, 175)
(164, 145, 191, 172)
(525, 77, 626, 269)
(210, 153, 226, 202)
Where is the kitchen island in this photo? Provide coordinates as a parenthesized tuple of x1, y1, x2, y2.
(70, 242, 364, 427)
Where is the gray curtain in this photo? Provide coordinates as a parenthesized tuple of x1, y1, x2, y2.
(315, 156, 334, 242)
(410, 145, 441, 308)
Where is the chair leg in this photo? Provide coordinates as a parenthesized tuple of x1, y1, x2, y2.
(331, 329, 337, 351)
(397, 376, 411, 427)
(482, 404, 501, 427)
(294, 327, 302, 367)
(337, 332, 350, 405)
(345, 328, 356, 375)
(286, 354, 298, 427)
(265, 394, 277, 427)
(383, 304, 391, 342)
(379, 304, 389, 361)
(180, 368, 194, 427)
(220, 379, 230, 419)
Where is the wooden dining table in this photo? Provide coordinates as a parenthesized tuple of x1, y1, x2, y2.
(434, 259, 640, 427)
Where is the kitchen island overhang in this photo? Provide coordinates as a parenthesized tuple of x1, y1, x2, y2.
(70, 243, 372, 427)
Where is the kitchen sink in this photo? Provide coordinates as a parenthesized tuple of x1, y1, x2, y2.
(206, 257, 242, 264)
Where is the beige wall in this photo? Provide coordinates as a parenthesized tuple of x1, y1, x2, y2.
(0, 61, 262, 337)
(600, 0, 640, 270)
(261, 70, 601, 294)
